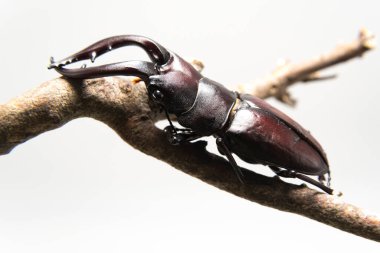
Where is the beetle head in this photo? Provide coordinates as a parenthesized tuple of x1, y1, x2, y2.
(48, 35, 201, 115)
(147, 52, 202, 115)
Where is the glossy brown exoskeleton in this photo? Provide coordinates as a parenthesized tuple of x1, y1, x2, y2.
(48, 35, 333, 194)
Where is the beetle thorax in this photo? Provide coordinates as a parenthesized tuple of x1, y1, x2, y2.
(177, 77, 237, 136)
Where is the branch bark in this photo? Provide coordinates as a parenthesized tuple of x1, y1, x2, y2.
(0, 30, 378, 242)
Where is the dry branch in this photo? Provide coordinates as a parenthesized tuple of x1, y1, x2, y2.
(237, 28, 375, 106)
(0, 30, 379, 242)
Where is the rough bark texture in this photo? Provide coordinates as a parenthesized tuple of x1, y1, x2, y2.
(0, 30, 379, 242)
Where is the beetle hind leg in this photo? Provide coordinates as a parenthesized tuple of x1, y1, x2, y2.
(319, 171, 331, 187)
(317, 170, 332, 188)
(269, 166, 296, 178)
(269, 166, 333, 194)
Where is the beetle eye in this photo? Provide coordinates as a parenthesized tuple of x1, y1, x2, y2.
(152, 89, 164, 101)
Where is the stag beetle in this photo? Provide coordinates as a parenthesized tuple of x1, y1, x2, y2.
(48, 35, 334, 194)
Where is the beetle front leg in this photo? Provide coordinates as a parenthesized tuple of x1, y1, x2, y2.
(164, 126, 202, 145)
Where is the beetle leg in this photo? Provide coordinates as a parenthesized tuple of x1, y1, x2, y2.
(164, 109, 178, 134)
(53, 60, 156, 84)
(164, 126, 202, 145)
(269, 166, 296, 178)
(48, 35, 170, 69)
(163, 108, 201, 145)
(318, 172, 331, 187)
(216, 137, 245, 184)
(269, 166, 333, 194)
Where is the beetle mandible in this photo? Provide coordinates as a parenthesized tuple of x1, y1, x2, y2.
(48, 35, 334, 194)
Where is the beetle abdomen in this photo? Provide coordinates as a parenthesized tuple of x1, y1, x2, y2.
(225, 96, 329, 176)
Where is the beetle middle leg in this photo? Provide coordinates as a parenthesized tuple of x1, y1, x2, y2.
(216, 137, 245, 184)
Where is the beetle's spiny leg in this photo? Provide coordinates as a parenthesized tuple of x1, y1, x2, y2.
(48, 35, 170, 69)
(163, 109, 193, 135)
(164, 126, 201, 145)
(269, 166, 296, 178)
(295, 173, 333, 194)
(164, 109, 177, 134)
(318, 171, 331, 187)
(216, 137, 245, 184)
(164, 127, 181, 145)
(327, 171, 331, 187)
(318, 174, 325, 182)
(269, 166, 333, 194)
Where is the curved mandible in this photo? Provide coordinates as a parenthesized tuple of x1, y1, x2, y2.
(54, 61, 157, 84)
(48, 35, 170, 69)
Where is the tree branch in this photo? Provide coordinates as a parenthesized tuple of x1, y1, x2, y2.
(236, 28, 375, 106)
(0, 30, 378, 242)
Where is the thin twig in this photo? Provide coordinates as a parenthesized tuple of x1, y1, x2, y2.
(236, 28, 375, 106)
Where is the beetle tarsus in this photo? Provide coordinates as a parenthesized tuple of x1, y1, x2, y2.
(164, 126, 201, 145)
(48, 57, 58, 69)
(318, 171, 332, 187)
(318, 174, 326, 183)
(164, 126, 181, 145)
(327, 171, 331, 187)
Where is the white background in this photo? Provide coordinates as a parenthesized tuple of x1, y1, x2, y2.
(0, 0, 379, 252)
